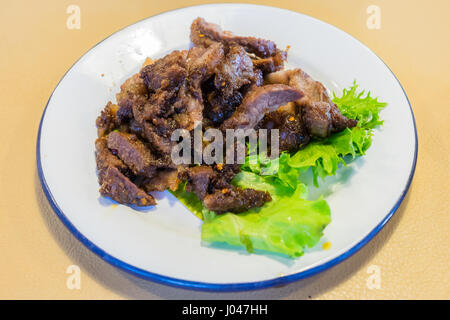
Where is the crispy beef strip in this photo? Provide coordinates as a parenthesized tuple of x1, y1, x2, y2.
(115, 73, 148, 123)
(99, 166, 156, 206)
(187, 42, 225, 88)
(220, 84, 303, 130)
(174, 83, 204, 130)
(214, 45, 256, 98)
(96, 102, 119, 137)
(265, 68, 358, 138)
(190, 17, 277, 58)
(203, 188, 272, 214)
(204, 90, 243, 126)
(95, 137, 156, 206)
(251, 50, 287, 74)
(183, 165, 271, 213)
(190, 17, 287, 77)
(202, 45, 259, 126)
(107, 131, 173, 178)
(257, 111, 310, 152)
(142, 168, 181, 192)
(95, 137, 128, 178)
(140, 50, 188, 93)
(184, 165, 216, 200)
(131, 51, 194, 154)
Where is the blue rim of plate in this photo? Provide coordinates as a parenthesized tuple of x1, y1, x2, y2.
(36, 4, 418, 292)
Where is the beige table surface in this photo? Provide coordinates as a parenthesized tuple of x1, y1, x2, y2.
(0, 0, 449, 299)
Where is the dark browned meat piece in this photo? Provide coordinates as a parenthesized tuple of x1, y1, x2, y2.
(174, 84, 204, 130)
(190, 18, 277, 58)
(96, 102, 119, 137)
(99, 166, 156, 206)
(265, 68, 357, 138)
(204, 90, 243, 126)
(139, 121, 176, 155)
(203, 187, 272, 214)
(214, 45, 255, 98)
(220, 84, 303, 130)
(107, 131, 162, 177)
(187, 42, 225, 88)
(95, 137, 128, 180)
(131, 90, 177, 123)
(257, 111, 310, 152)
(211, 164, 241, 189)
(142, 168, 181, 192)
(140, 50, 187, 93)
(252, 50, 287, 74)
(137, 52, 190, 125)
(180, 164, 270, 214)
(95, 137, 155, 207)
(302, 102, 333, 137)
(113, 66, 151, 126)
(185, 166, 216, 200)
(116, 73, 148, 106)
(131, 48, 205, 144)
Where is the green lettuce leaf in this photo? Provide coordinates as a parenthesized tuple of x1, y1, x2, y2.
(333, 81, 387, 129)
(202, 175, 331, 258)
(284, 82, 386, 185)
(170, 182, 205, 220)
(172, 82, 386, 258)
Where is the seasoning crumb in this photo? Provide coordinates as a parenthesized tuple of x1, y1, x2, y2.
(221, 188, 228, 194)
(216, 163, 223, 171)
(288, 116, 295, 121)
(322, 241, 331, 250)
(142, 57, 154, 67)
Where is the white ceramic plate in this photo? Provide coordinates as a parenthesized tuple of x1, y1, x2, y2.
(37, 4, 417, 291)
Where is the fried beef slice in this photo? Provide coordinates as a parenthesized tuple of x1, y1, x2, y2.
(251, 50, 287, 74)
(184, 165, 216, 200)
(115, 73, 148, 124)
(191, 17, 277, 58)
(202, 45, 258, 126)
(95, 137, 155, 206)
(220, 84, 303, 130)
(257, 111, 310, 152)
(204, 90, 243, 127)
(95, 137, 128, 178)
(214, 45, 255, 97)
(203, 188, 272, 214)
(107, 131, 173, 178)
(142, 168, 181, 192)
(181, 165, 271, 213)
(131, 51, 197, 154)
(140, 50, 188, 93)
(190, 17, 287, 75)
(96, 102, 119, 137)
(266, 69, 358, 138)
(187, 42, 225, 88)
(99, 166, 156, 206)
